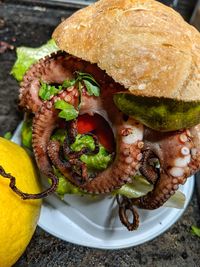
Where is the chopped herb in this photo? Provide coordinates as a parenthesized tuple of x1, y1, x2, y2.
(54, 100, 78, 121)
(76, 72, 99, 86)
(191, 225, 200, 237)
(76, 72, 100, 97)
(3, 132, 12, 140)
(83, 80, 100, 96)
(39, 79, 76, 101)
(62, 79, 76, 88)
(39, 82, 62, 100)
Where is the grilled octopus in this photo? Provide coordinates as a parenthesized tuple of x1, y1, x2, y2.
(1, 52, 200, 231)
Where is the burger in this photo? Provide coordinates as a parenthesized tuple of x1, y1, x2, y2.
(3, 0, 200, 231)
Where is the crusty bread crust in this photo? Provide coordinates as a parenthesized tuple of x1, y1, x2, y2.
(53, 0, 200, 101)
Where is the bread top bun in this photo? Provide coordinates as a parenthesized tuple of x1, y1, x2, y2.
(53, 0, 200, 102)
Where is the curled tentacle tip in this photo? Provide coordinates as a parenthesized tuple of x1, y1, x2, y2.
(117, 195, 139, 231)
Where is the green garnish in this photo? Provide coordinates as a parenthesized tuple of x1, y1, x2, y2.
(191, 226, 200, 237)
(3, 132, 12, 140)
(11, 39, 58, 81)
(53, 167, 84, 198)
(39, 80, 76, 101)
(21, 119, 33, 149)
(81, 146, 112, 171)
(51, 132, 112, 173)
(62, 80, 76, 88)
(54, 100, 78, 121)
(70, 134, 112, 171)
(39, 82, 62, 101)
(51, 129, 67, 144)
(114, 175, 153, 198)
(114, 176, 186, 208)
(70, 134, 95, 152)
(76, 72, 100, 97)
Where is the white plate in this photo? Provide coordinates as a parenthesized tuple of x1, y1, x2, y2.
(12, 124, 194, 249)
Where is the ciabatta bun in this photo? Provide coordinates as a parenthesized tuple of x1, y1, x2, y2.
(53, 0, 200, 102)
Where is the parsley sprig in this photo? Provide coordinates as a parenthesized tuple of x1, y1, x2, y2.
(41, 72, 100, 122)
(39, 72, 100, 101)
(54, 100, 78, 121)
(39, 80, 75, 101)
(75, 72, 100, 97)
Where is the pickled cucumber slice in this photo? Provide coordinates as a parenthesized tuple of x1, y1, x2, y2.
(114, 93, 200, 132)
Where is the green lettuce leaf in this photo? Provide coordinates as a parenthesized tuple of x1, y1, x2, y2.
(163, 190, 186, 209)
(115, 175, 153, 198)
(21, 119, 33, 149)
(51, 129, 67, 144)
(53, 168, 84, 198)
(70, 134, 112, 171)
(70, 134, 95, 152)
(11, 39, 58, 81)
(81, 146, 112, 171)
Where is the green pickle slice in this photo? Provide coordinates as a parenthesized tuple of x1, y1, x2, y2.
(114, 93, 200, 132)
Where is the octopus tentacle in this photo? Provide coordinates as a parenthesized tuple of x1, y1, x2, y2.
(133, 129, 194, 209)
(32, 88, 79, 175)
(189, 125, 200, 172)
(47, 140, 71, 176)
(19, 51, 116, 114)
(117, 195, 139, 231)
(0, 166, 58, 199)
(139, 149, 159, 184)
(47, 140, 89, 185)
(19, 52, 74, 113)
(62, 122, 100, 160)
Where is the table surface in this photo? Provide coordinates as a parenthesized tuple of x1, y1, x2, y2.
(0, 1, 200, 266)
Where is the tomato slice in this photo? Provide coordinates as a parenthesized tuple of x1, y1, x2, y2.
(77, 114, 98, 134)
(94, 126, 115, 153)
(77, 114, 115, 152)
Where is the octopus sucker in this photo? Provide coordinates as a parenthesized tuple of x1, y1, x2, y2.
(131, 128, 200, 210)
